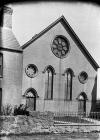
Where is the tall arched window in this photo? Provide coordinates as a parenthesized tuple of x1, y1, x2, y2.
(65, 68, 74, 100)
(44, 66, 55, 100)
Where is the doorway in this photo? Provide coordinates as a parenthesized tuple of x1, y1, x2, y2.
(26, 96, 36, 111)
(77, 92, 87, 115)
(25, 88, 38, 111)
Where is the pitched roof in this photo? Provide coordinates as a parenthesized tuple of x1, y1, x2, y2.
(0, 27, 22, 53)
(21, 15, 99, 70)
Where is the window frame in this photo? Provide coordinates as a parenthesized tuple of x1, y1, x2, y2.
(64, 68, 74, 101)
(44, 66, 55, 100)
(25, 64, 38, 78)
(78, 71, 88, 84)
(51, 35, 70, 59)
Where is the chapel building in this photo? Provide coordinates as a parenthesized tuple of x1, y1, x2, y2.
(0, 6, 100, 114)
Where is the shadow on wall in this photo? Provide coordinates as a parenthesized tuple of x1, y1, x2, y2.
(90, 76, 97, 112)
(0, 7, 4, 114)
(0, 6, 3, 50)
(0, 89, 2, 114)
(0, 7, 3, 27)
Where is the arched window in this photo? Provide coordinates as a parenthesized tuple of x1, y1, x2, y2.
(44, 66, 55, 100)
(65, 68, 74, 100)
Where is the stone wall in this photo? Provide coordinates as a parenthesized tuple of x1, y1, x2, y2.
(0, 111, 54, 136)
(51, 125, 100, 134)
(0, 111, 100, 136)
(1, 50, 23, 106)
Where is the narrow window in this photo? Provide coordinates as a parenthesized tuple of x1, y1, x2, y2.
(65, 69, 73, 100)
(0, 54, 3, 77)
(45, 66, 54, 100)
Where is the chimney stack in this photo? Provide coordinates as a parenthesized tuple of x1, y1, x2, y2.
(0, 6, 13, 29)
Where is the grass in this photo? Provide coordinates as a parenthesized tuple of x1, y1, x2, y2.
(54, 115, 92, 123)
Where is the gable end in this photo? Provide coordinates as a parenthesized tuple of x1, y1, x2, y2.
(21, 15, 99, 70)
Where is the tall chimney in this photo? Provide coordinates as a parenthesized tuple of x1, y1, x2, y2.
(0, 6, 13, 29)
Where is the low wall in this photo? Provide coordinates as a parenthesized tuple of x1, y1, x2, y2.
(51, 125, 100, 134)
(0, 111, 100, 136)
(0, 111, 54, 136)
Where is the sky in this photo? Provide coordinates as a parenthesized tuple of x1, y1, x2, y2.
(10, 2, 100, 65)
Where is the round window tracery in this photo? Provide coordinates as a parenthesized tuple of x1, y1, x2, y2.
(78, 71, 88, 84)
(25, 64, 38, 78)
(51, 35, 70, 59)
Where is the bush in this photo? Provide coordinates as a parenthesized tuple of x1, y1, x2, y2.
(13, 104, 29, 116)
(0, 104, 29, 116)
(1, 104, 13, 116)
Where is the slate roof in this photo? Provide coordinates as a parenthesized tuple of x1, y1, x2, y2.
(0, 27, 22, 53)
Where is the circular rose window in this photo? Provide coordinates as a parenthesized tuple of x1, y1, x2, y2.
(51, 36, 70, 59)
(78, 71, 88, 84)
(25, 64, 38, 78)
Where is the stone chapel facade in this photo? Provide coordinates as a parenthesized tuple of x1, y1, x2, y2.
(0, 6, 100, 114)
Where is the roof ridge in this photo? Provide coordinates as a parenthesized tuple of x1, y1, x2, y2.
(0, 27, 22, 51)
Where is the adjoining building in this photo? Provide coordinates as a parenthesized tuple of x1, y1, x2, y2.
(0, 6, 23, 113)
(0, 6, 100, 114)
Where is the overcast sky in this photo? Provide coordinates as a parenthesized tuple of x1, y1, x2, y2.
(10, 2, 100, 65)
